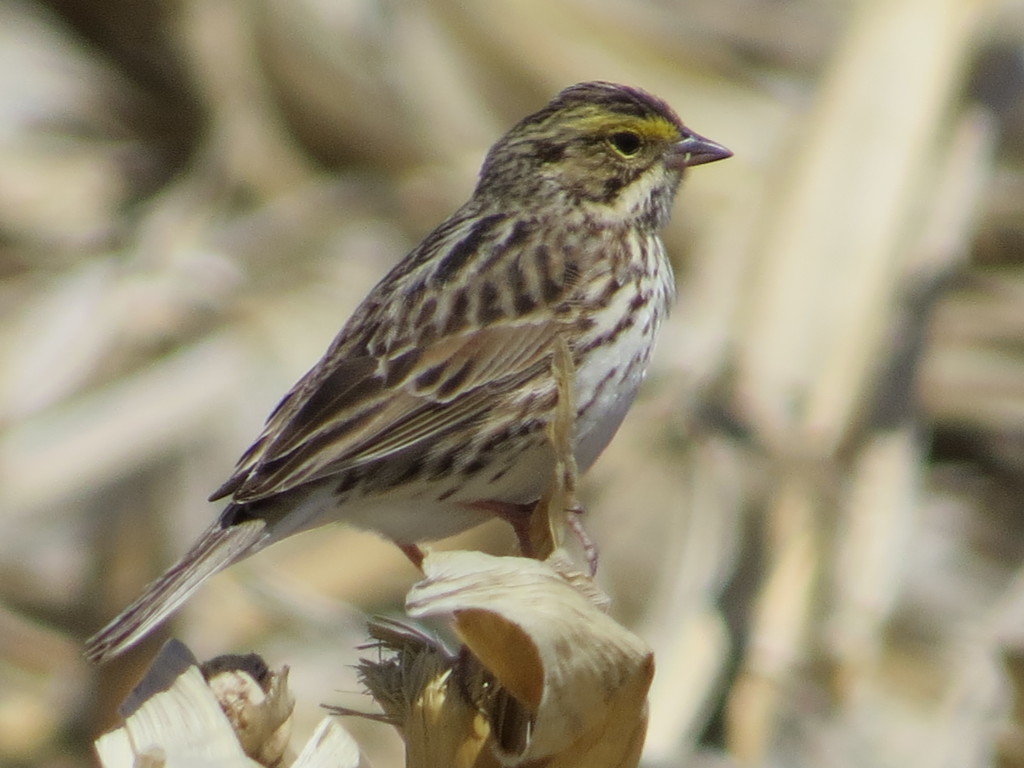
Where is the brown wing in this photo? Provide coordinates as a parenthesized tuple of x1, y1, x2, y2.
(211, 319, 563, 504)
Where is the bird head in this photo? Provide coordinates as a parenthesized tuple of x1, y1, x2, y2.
(476, 81, 731, 229)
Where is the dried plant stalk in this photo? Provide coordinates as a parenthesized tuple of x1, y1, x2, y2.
(726, 0, 994, 760)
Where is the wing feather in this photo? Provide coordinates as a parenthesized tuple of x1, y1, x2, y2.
(214, 204, 582, 504)
(222, 319, 562, 503)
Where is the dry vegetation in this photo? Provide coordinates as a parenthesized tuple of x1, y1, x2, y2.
(1, 0, 1024, 765)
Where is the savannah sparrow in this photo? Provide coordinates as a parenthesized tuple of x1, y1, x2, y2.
(85, 81, 730, 663)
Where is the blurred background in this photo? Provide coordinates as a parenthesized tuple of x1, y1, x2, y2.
(2, 0, 1024, 765)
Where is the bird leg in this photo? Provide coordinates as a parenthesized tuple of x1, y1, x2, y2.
(398, 543, 426, 570)
(566, 505, 599, 576)
(467, 499, 598, 574)
(465, 500, 536, 557)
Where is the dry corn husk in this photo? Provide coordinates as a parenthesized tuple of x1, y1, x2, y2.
(346, 550, 652, 768)
(94, 640, 361, 768)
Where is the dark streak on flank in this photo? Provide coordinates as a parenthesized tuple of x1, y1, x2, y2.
(578, 312, 636, 354)
(488, 464, 512, 483)
(620, 351, 645, 384)
(430, 451, 456, 481)
(463, 456, 488, 476)
(629, 291, 650, 311)
(577, 365, 619, 419)
(479, 425, 512, 454)
(593, 277, 621, 309)
(392, 455, 426, 485)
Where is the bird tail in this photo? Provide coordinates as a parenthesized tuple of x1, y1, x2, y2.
(83, 516, 269, 664)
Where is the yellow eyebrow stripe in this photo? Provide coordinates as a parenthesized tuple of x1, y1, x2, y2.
(572, 113, 682, 142)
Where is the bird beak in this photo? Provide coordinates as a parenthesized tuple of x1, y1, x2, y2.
(666, 132, 733, 169)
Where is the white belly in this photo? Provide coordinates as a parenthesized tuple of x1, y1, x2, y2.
(572, 304, 659, 472)
(573, 232, 674, 472)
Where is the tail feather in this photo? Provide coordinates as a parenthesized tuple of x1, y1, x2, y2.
(84, 518, 269, 664)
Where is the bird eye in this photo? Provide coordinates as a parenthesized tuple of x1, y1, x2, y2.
(608, 131, 642, 156)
